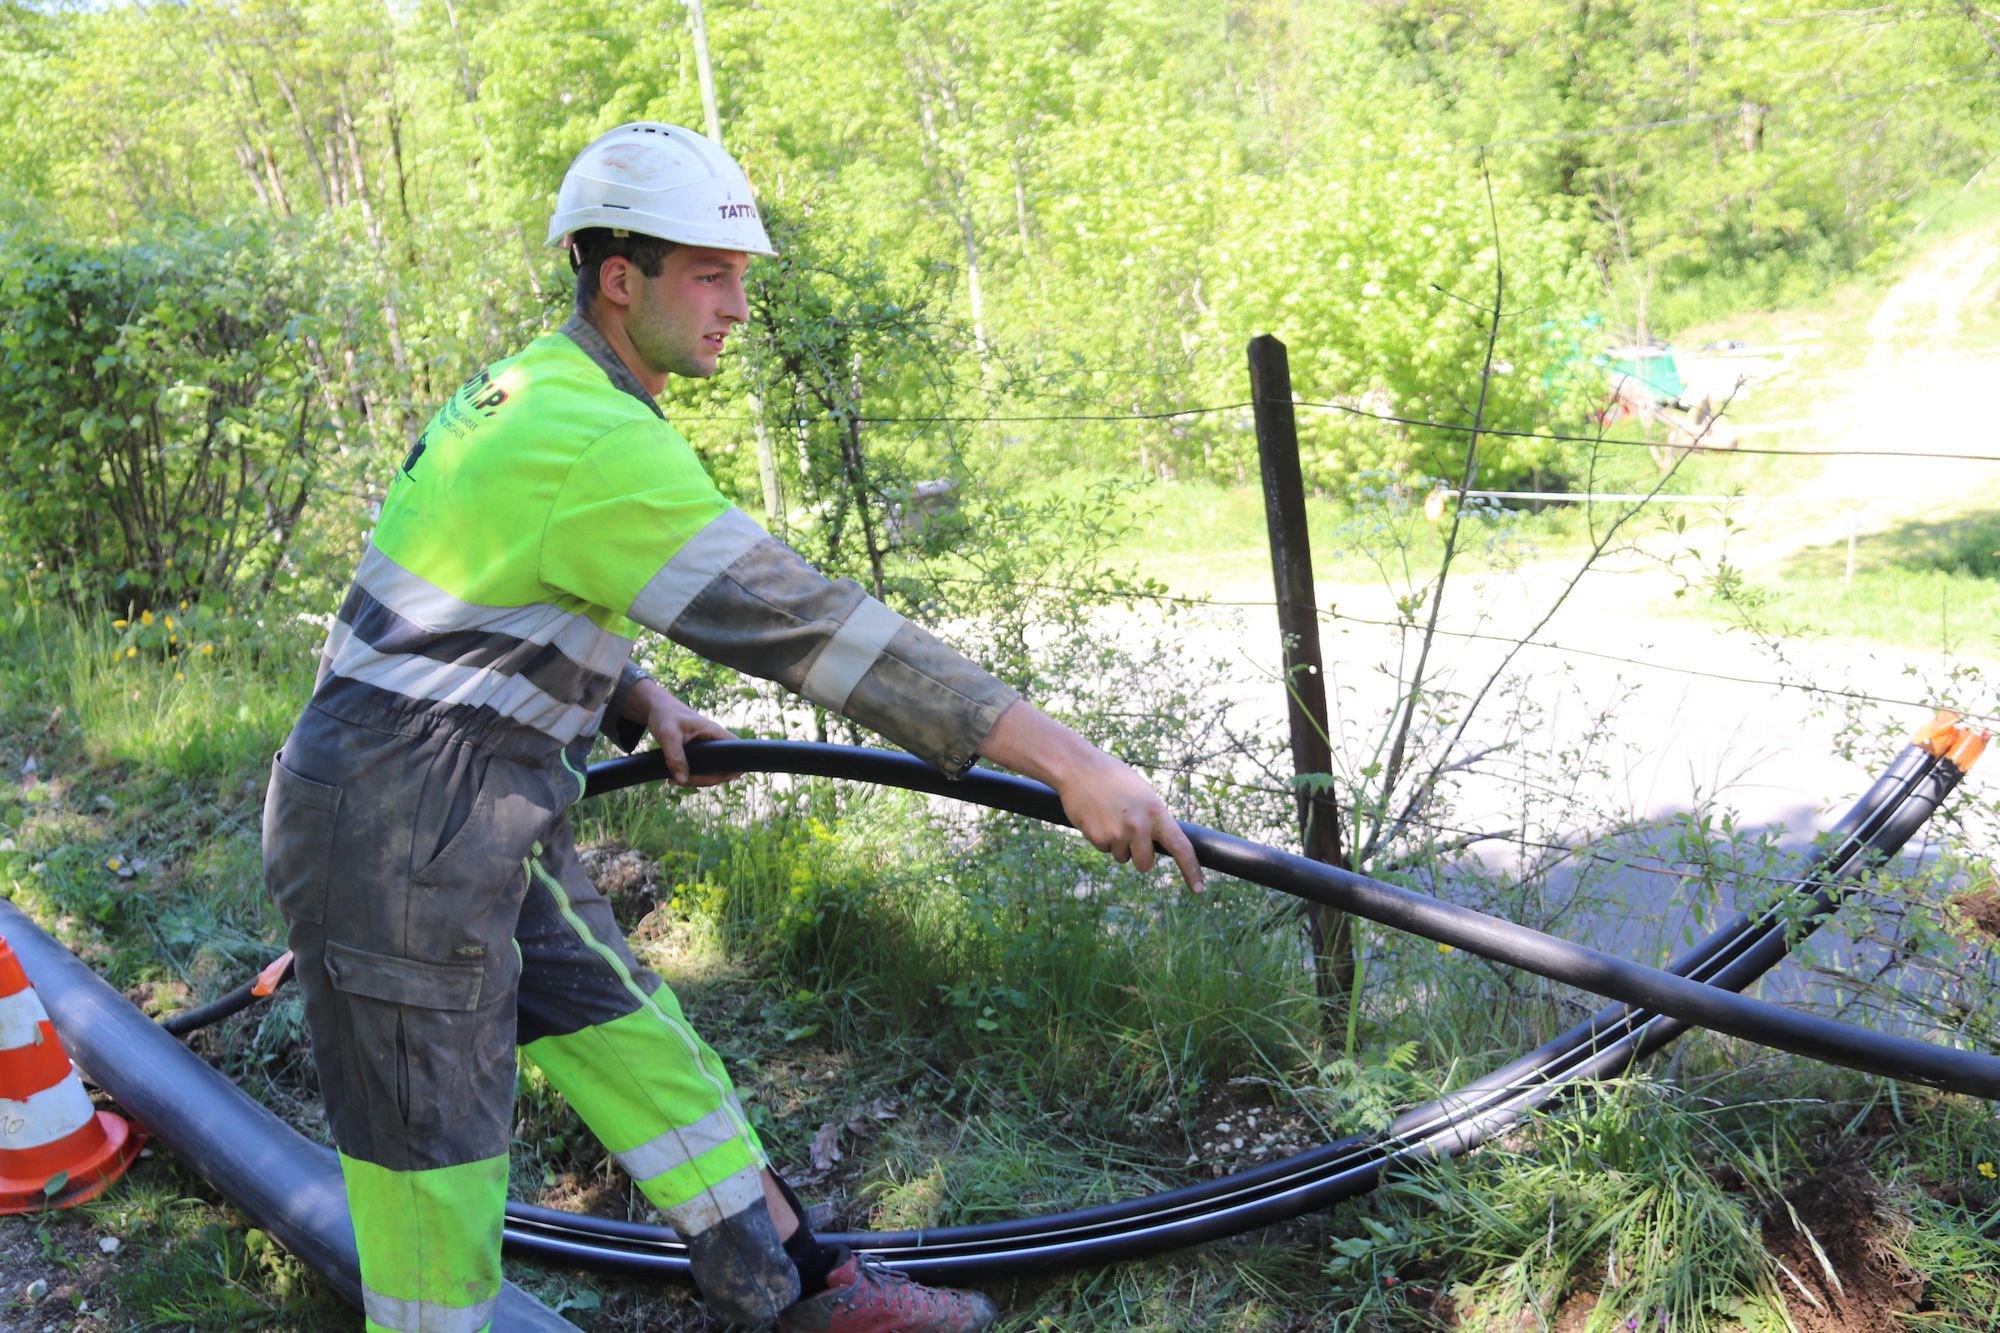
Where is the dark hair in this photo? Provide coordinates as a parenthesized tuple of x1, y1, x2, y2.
(570, 228, 677, 312)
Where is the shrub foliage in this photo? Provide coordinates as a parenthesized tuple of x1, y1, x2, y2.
(0, 222, 342, 607)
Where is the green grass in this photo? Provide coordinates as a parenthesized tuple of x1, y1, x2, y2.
(582, 783, 1325, 1109)
(1898, 167, 2000, 261)
(59, 609, 317, 781)
(999, 462, 1691, 606)
(87, 1160, 351, 1330)
(0, 611, 304, 1003)
(1351, 1080, 1800, 1333)
(1643, 508, 2000, 656)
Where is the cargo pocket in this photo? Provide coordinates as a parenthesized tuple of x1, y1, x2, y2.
(325, 940, 485, 1135)
(262, 752, 342, 926)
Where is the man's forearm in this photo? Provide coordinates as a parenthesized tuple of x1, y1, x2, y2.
(620, 673, 671, 720)
(976, 699, 1205, 890)
(975, 699, 1109, 789)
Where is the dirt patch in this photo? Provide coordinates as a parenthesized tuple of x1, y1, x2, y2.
(1949, 888, 2000, 945)
(1548, 1290, 1597, 1332)
(1762, 1146, 1923, 1333)
(1183, 1079, 1320, 1179)
(0, 1147, 162, 1330)
(579, 841, 664, 924)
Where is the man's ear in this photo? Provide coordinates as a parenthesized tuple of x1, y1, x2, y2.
(597, 254, 642, 310)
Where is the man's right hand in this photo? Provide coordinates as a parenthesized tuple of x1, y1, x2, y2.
(976, 701, 1205, 893)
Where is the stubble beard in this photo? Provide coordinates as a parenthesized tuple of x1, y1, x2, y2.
(628, 293, 719, 381)
(634, 331, 715, 381)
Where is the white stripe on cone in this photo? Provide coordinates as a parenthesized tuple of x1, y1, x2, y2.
(0, 1077, 96, 1151)
(0, 988, 52, 1049)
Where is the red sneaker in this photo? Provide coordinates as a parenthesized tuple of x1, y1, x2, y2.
(777, 1248, 997, 1333)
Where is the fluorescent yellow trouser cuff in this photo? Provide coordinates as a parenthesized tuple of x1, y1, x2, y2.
(522, 1005, 765, 1220)
(341, 1151, 507, 1333)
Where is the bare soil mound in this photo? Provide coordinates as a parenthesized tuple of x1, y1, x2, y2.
(1762, 1146, 1923, 1333)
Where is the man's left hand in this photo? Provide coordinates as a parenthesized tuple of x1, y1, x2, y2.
(625, 678, 743, 787)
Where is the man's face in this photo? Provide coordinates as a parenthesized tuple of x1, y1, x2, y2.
(623, 247, 752, 380)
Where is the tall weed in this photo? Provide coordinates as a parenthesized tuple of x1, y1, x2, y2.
(61, 606, 318, 781)
(1346, 1081, 1796, 1331)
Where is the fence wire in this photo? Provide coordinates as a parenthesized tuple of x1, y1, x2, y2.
(676, 396, 2000, 466)
(914, 574, 1999, 726)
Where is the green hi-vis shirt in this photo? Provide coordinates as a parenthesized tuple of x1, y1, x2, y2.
(380, 334, 726, 641)
(310, 317, 1019, 773)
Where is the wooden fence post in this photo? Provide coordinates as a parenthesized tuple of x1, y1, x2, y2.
(1248, 334, 1356, 1007)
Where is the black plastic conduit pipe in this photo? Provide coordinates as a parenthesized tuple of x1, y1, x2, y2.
(1348, 726, 1971, 1167)
(491, 733, 1988, 1280)
(0, 898, 584, 1333)
(585, 742, 2000, 1098)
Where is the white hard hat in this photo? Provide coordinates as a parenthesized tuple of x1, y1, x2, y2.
(547, 122, 776, 257)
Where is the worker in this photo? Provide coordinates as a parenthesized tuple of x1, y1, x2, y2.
(261, 121, 1203, 1333)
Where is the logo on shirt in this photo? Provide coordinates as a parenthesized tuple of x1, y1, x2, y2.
(460, 368, 510, 417)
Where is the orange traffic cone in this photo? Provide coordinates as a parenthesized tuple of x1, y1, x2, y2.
(0, 935, 143, 1212)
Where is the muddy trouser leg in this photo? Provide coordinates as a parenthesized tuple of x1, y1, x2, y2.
(263, 722, 550, 1333)
(515, 818, 799, 1324)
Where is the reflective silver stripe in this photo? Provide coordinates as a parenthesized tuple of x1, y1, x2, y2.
(321, 620, 600, 743)
(667, 1162, 767, 1238)
(614, 1098, 750, 1184)
(550, 613, 632, 678)
(360, 1289, 498, 1333)
(320, 615, 358, 669)
(0, 987, 51, 1048)
(353, 545, 632, 678)
(628, 508, 769, 631)
(800, 596, 907, 713)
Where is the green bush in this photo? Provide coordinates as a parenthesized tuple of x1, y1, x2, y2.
(0, 221, 350, 609)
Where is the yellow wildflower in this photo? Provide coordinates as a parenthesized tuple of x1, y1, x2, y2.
(140, 610, 153, 625)
(126, 647, 137, 658)
(105, 857, 121, 871)
(174, 672, 184, 682)
(1437, 942, 1453, 954)
(200, 644, 214, 656)
(164, 615, 174, 630)
(168, 634, 177, 645)
(1980, 1161, 1997, 1180)
(113, 618, 128, 629)
(178, 600, 188, 611)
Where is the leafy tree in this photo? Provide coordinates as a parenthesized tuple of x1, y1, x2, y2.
(3, 0, 1995, 509)
(738, 205, 971, 602)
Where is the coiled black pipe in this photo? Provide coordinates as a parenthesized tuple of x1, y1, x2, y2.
(491, 737, 1987, 1280)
